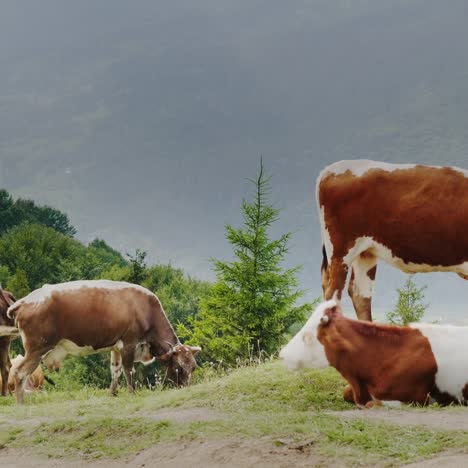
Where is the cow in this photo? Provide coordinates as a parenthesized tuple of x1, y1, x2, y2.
(6, 280, 201, 404)
(317, 160, 468, 321)
(0, 288, 17, 396)
(4, 354, 45, 394)
(279, 299, 468, 407)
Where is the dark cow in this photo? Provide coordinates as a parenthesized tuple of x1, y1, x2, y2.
(7, 280, 201, 403)
(0, 288, 17, 396)
(317, 160, 468, 321)
(280, 299, 468, 407)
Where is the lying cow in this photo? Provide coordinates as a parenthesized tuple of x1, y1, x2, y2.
(7, 280, 201, 404)
(317, 160, 468, 321)
(5, 354, 45, 394)
(0, 288, 17, 396)
(280, 299, 468, 407)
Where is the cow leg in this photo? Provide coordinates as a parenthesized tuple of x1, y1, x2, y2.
(347, 378, 372, 408)
(324, 258, 349, 301)
(0, 337, 11, 397)
(348, 252, 377, 321)
(12, 352, 42, 404)
(110, 350, 123, 396)
(343, 384, 355, 403)
(121, 346, 137, 393)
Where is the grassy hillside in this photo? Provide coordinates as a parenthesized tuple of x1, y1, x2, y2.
(1, 362, 467, 466)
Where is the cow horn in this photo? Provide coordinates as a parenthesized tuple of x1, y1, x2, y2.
(188, 346, 202, 353)
(165, 341, 179, 353)
(320, 315, 330, 325)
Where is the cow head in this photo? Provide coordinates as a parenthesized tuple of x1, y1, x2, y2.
(279, 299, 340, 370)
(0, 287, 16, 327)
(158, 343, 201, 387)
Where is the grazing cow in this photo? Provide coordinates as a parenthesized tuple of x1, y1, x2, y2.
(0, 288, 17, 396)
(5, 354, 44, 394)
(7, 280, 201, 404)
(317, 160, 468, 321)
(280, 299, 468, 407)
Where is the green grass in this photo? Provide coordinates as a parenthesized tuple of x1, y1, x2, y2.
(0, 362, 467, 465)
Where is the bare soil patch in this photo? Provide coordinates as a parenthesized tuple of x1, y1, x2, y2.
(331, 407, 468, 431)
(405, 452, 468, 467)
(0, 438, 340, 468)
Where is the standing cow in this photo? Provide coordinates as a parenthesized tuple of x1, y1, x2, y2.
(317, 160, 468, 321)
(7, 280, 201, 403)
(0, 288, 17, 396)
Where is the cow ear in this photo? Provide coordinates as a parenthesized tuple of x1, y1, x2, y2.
(158, 349, 174, 362)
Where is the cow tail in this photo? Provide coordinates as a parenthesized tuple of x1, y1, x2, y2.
(321, 244, 328, 272)
(44, 375, 56, 386)
(7, 302, 22, 322)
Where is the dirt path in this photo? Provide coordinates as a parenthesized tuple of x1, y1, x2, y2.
(331, 406, 468, 431)
(0, 438, 338, 468)
(2, 406, 468, 467)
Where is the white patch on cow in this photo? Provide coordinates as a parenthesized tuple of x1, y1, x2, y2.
(411, 323, 468, 402)
(134, 343, 155, 365)
(342, 236, 468, 276)
(43, 339, 124, 370)
(382, 400, 402, 408)
(370, 394, 402, 407)
(18, 280, 155, 306)
(350, 254, 377, 299)
(319, 159, 468, 181)
(110, 349, 123, 381)
(319, 160, 416, 178)
(279, 300, 335, 370)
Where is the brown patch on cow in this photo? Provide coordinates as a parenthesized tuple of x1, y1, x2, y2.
(317, 308, 439, 406)
(319, 165, 468, 267)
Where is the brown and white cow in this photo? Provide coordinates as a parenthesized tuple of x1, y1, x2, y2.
(0, 288, 17, 396)
(7, 280, 201, 403)
(5, 354, 45, 394)
(280, 299, 468, 407)
(317, 160, 468, 321)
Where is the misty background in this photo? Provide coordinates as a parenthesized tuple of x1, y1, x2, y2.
(1, 0, 468, 321)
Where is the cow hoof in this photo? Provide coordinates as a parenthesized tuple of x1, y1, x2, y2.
(365, 400, 384, 409)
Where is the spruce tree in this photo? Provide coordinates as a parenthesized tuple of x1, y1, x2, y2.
(386, 275, 428, 325)
(179, 160, 311, 364)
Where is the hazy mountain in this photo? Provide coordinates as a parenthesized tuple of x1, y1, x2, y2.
(1, 0, 468, 317)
